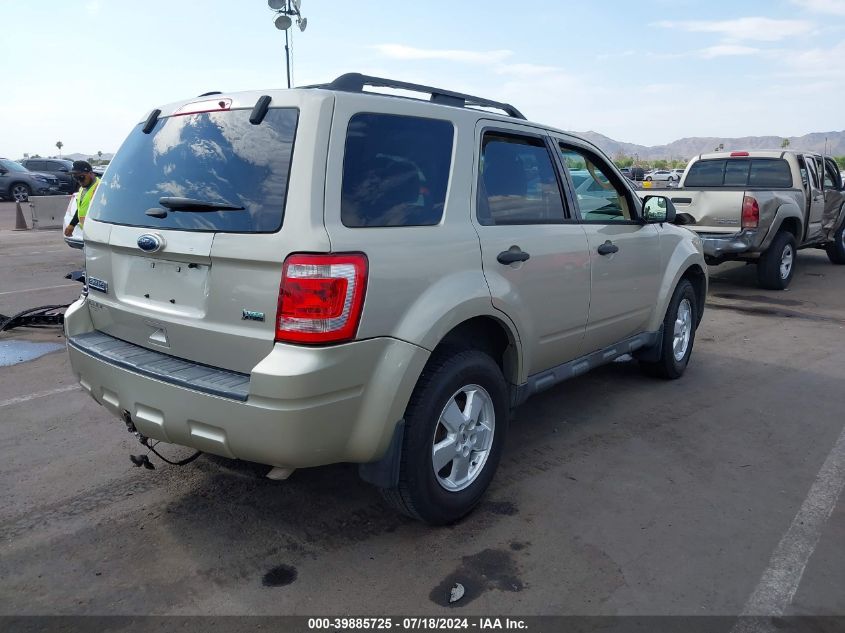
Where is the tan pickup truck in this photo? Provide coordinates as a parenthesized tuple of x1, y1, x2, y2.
(642, 150, 845, 289)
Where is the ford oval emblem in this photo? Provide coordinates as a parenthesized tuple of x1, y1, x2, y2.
(137, 234, 164, 253)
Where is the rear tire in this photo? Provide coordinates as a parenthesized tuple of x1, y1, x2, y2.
(381, 349, 509, 525)
(639, 279, 697, 380)
(757, 231, 797, 289)
(826, 222, 845, 265)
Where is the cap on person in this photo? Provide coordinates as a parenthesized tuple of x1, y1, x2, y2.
(71, 160, 94, 174)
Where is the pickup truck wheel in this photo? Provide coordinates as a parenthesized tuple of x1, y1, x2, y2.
(640, 279, 697, 380)
(757, 231, 797, 290)
(825, 223, 845, 265)
(381, 349, 509, 525)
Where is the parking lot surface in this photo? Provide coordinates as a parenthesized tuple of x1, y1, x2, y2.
(1, 201, 843, 616)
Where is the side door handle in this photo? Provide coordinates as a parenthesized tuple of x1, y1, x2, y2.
(497, 248, 530, 265)
(597, 240, 619, 256)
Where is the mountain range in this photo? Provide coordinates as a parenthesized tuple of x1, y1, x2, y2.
(576, 131, 845, 162)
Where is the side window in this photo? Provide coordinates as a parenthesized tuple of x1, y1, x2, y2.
(805, 157, 820, 190)
(477, 133, 566, 225)
(26, 160, 44, 171)
(797, 156, 809, 188)
(341, 113, 454, 227)
(559, 145, 632, 222)
(823, 160, 840, 190)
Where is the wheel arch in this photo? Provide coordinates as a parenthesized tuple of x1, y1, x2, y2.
(428, 314, 521, 390)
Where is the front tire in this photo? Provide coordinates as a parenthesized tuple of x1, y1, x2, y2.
(640, 279, 698, 380)
(10, 183, 31, 202)
(826, 222, 845, 265)
(757, 231, 797, 289)
(381, 349, 509, 525)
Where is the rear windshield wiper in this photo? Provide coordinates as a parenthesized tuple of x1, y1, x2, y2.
(146, 197, 245, 218)
(158, 197, 244, 211)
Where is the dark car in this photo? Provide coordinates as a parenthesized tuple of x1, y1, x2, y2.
(0, 158, 60, 202)
(21, 158, 77, 194)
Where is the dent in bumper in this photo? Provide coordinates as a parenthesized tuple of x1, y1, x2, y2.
(699, 229, 760, 258)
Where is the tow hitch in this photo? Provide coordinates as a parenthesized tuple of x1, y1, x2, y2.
(122, 410, 202, 470)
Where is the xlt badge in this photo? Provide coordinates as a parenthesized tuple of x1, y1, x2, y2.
(242, 310, 265, 322)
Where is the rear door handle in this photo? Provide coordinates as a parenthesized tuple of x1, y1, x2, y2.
(497, 248, 530, 265)
(597, 240, 619, 256)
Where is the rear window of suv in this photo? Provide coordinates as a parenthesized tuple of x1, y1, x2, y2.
(685, 158, 792, 188)
(88, 108, 298, 233)
(341, 113, 454, 227)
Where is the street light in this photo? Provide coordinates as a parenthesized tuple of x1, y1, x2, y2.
(268, 0, 308, 88)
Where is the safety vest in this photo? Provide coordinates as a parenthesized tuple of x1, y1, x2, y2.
(76, 177, 101, 226)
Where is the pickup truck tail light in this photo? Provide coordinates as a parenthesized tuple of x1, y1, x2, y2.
(275, 253, 368, 344)
(742, 196, 759, 229)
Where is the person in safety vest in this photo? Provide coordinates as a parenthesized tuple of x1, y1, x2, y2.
(63, 160, 100, 237)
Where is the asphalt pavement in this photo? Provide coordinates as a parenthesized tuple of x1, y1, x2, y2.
(1, 200, 843, 618)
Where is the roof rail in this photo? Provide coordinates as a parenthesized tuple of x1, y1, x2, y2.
(305, 73, 526, 120)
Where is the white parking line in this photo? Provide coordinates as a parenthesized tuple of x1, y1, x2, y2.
(0, 385, 79, 409)
(0, 283, 79, 296)
(734, 423, 845, 626)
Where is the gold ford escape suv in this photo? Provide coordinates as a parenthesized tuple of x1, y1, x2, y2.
(65, 74, 707, 524)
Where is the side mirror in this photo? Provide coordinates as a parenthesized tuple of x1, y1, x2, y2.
(58, 167, 69, 173)
(0, 168, 7, 175)
(642, 195, 677, 224)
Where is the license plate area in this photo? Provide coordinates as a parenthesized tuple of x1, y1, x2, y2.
(115, 256, 210, 317)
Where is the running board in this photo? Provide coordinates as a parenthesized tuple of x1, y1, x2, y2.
(511, 329, 662, 407)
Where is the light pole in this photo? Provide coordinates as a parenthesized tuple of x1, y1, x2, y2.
(268, 0, 308, 88)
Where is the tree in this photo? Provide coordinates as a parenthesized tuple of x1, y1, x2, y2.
(56, 141, 64, 158)
(833, 156, 845, 169)
(781, 138, 790, 148)
(653, 159, 669, 170)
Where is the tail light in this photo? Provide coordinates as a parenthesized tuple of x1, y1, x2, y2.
(741, 196, 759, 229)
(275, 253, 368, 344)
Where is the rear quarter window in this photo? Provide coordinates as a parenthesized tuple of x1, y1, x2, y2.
(341, 113, 454, 227)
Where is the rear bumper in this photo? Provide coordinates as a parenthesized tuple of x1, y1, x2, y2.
(64, 298, 429, 468)
(698, 229, 760, 259)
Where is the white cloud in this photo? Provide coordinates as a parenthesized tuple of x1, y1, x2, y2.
(495, 63, 561, 76)
(372, 44, 512, 64)
(596, 50, 636, 61)
(655, 17, 813, 41)
(698, 44, 761, 58)
(85, 1, 101, 16)
(780, 39, 845, 79)
(790, 0, 845, 15)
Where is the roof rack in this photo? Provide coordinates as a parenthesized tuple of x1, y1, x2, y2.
(305, 73, 526, 120)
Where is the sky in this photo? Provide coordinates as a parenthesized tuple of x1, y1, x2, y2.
(2, 0, 844, 159)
